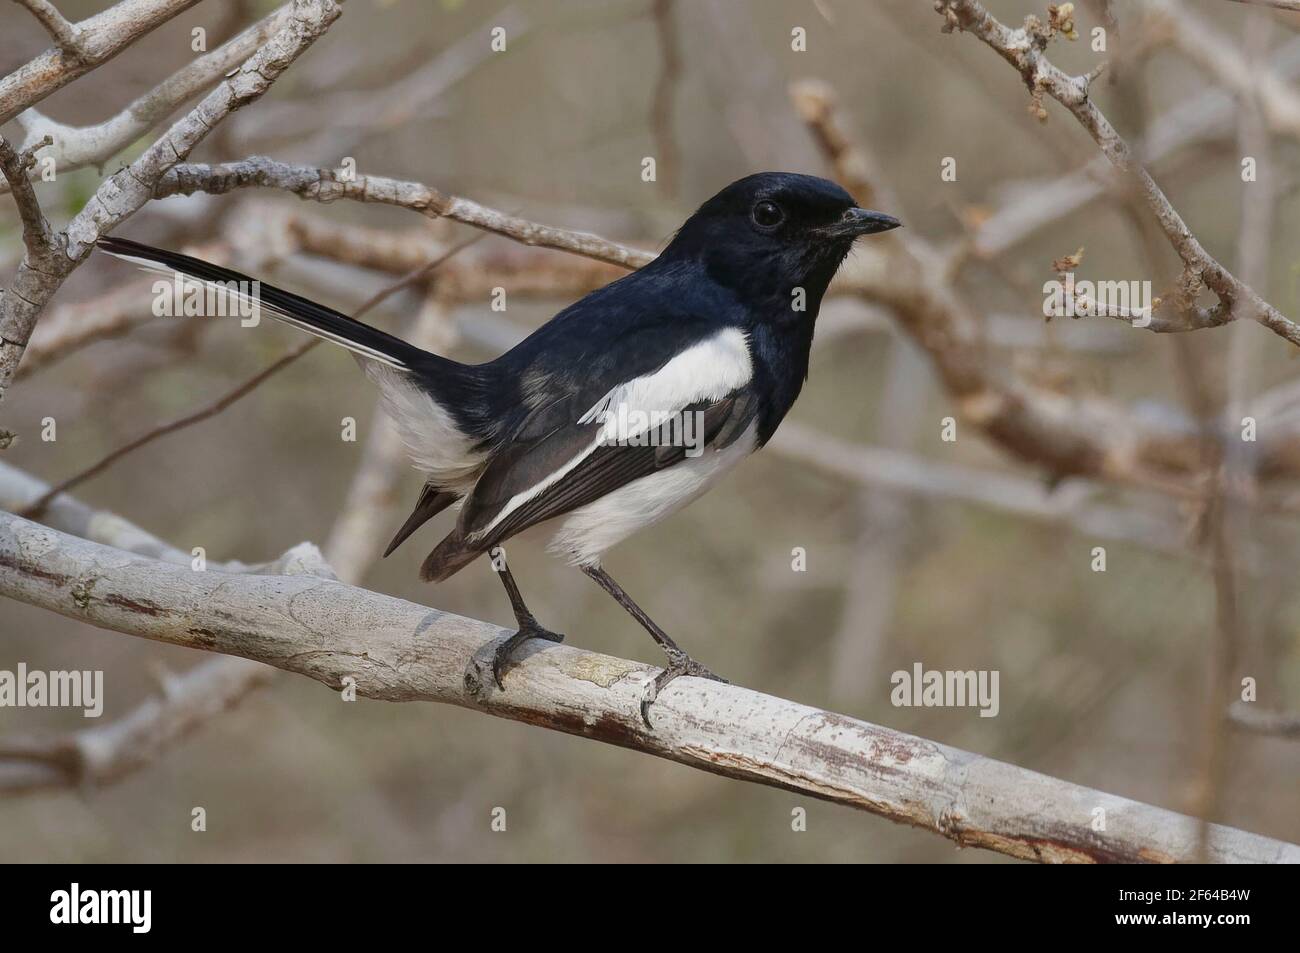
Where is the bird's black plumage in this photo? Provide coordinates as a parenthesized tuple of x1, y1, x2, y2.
(97, 171, 900, 725)
(414, 173, 897, 577)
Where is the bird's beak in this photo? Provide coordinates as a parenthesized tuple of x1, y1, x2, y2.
(824, 207, 902, 238)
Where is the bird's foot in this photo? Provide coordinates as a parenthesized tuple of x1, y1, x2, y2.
(492, 620, 564, 689)
(640, 649, 728, 728)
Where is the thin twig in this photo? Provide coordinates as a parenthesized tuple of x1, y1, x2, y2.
(935, 0, 1300, 346)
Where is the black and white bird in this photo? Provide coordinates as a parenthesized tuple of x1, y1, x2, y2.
(98, 172, 900, 725)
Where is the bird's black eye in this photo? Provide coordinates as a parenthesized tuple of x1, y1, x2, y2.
(752, 200, 784, 229)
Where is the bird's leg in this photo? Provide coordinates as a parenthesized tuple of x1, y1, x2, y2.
(490, 553, 563, 689)
(581, 564, 727, 727)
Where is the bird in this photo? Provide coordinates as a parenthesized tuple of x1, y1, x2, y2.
(97, 172, 901, 726)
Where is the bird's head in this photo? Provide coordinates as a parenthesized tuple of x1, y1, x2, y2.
(662, 172, 900, 314)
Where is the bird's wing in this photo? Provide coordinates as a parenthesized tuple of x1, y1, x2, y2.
(460, 326, 754, 540)
(418, 328, 757, 580)
(470, 389, 756, 542)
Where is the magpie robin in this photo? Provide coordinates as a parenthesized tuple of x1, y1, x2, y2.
(97, 172, 900, 726)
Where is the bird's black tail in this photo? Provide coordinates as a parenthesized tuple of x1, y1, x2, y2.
(97, 235, 433, 371)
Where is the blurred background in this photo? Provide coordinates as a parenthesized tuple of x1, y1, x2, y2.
(1, 0, 1297, 861)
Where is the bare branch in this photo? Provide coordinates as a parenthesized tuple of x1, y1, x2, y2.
(11, 0, 84, 58)
(1228, 702, 1300, 739)
(2, 4, 297, 193)
(0, 0, 344, 407)
(936, 0, 1300, 347)
(1, 510, 1295, 862)
(16, 243, 231, 378)
(0, 656, 274, 793)
(0, 0, 203, 126)
(0, 134, 57, 261)
(153, 156, 655, 269)
(0, 459, 338, 792)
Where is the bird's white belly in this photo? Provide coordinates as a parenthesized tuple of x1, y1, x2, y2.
(547, 424, 757, 566)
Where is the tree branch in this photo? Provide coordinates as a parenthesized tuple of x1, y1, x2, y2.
(0, 510, 1295, 863)
(1228, 702, 1300, 739)
(11, 0, 85, 59)
(0, 0, 203, 126)
(2, 4, 297, 193)
(131, 152, 1300, 491)
(0, 134, 57, 262)
(0, 655, 274, 793)
(935, 0, 1300, 346)
(151, 156, 654, 269)
(0, 0, 344, 407)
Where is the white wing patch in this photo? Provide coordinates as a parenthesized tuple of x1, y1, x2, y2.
(469, 327, 753, 540)
(578, 327, 753, 443)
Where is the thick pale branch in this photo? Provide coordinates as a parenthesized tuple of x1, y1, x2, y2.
(0, 0, 203, 126)
(0, 511, 1294, 863)
(0, 461, 341, 793)
(12, 0, 84, 57)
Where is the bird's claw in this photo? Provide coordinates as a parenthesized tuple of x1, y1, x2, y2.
(492, 621, 564, 690)
(639, 650, 728, 728)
